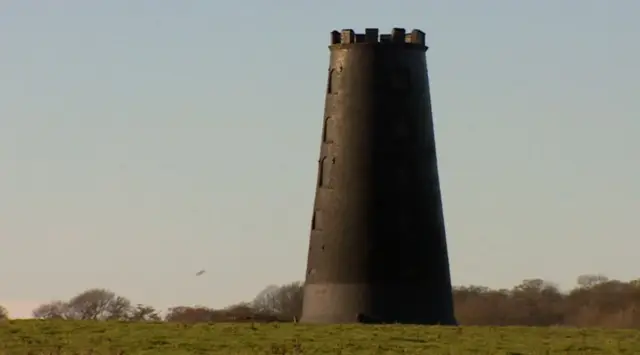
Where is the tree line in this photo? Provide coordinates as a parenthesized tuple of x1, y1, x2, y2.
(2, 274, 640, 328)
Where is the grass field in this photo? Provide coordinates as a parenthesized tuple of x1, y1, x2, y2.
(1, 320, 639, 354)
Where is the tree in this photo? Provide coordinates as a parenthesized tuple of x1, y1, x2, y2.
(19, 273, 640, 328)
(0, 305, 8, 320)
(252, 284, 278, 313)
(510, 279, 564, 326)
(128, 304, 161, 322)
(32, 300, 70, 319)
(514, 278, 547, 292)
(65, 288, 132, 320)
(32, 289, 133, 320)
(220, 302, 256, 320)
(164, 306, 217, 323)
(577, 274, 609, 289)
(252, 281, 303, 320)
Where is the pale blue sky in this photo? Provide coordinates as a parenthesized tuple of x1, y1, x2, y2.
(1, 1, 638, 318)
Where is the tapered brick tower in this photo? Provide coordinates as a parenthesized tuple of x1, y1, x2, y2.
(300, 28, 456, 325)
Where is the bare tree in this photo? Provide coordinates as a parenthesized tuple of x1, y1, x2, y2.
(32, 300, 70, 319)
(252, 281, 303, 320)
(164, 306, 217, 323)
(222, 302, 255, 318)
(32, 289, 132, 320)
(65, 288, 132, 320)
(19, 274, 640, 328)
(252, 284, 279, 313)
(577, 274, 609, 289)
(128, 304, 161, 321)
(0, 305, 8, 320)
(514, 278, 547, 292)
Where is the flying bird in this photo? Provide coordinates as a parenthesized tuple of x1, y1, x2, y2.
(195, 270, 205, 276)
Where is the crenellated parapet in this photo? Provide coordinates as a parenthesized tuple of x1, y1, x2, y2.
(330, 28, 426, 46)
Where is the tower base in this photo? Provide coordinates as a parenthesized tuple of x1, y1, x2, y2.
(300, 283, 457, 325)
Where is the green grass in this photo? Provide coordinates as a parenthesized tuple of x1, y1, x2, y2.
(0, 320, 639, 354)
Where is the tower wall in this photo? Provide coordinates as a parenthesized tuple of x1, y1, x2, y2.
(300, 28, 456, 325)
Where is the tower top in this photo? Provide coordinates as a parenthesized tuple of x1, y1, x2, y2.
(330, 28, 426, 46)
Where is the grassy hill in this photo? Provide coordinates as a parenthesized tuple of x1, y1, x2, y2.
(1, 320, 639, 354)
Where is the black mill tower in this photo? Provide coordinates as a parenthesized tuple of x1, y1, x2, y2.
(300, 28, 456, 325)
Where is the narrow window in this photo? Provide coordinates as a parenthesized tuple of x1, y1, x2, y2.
(326, 69, 336, 94)
(322, 116, 336, 143)
(311, 210, 324, 231)
(318, 156, 334, 188)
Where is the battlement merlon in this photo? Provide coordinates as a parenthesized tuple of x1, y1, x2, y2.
(330, 28, 426, 46)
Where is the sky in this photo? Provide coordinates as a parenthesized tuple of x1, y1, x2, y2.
(1, 0, 638, 319)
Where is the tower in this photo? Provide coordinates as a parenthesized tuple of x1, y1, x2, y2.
(300, 28, 456, 325)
